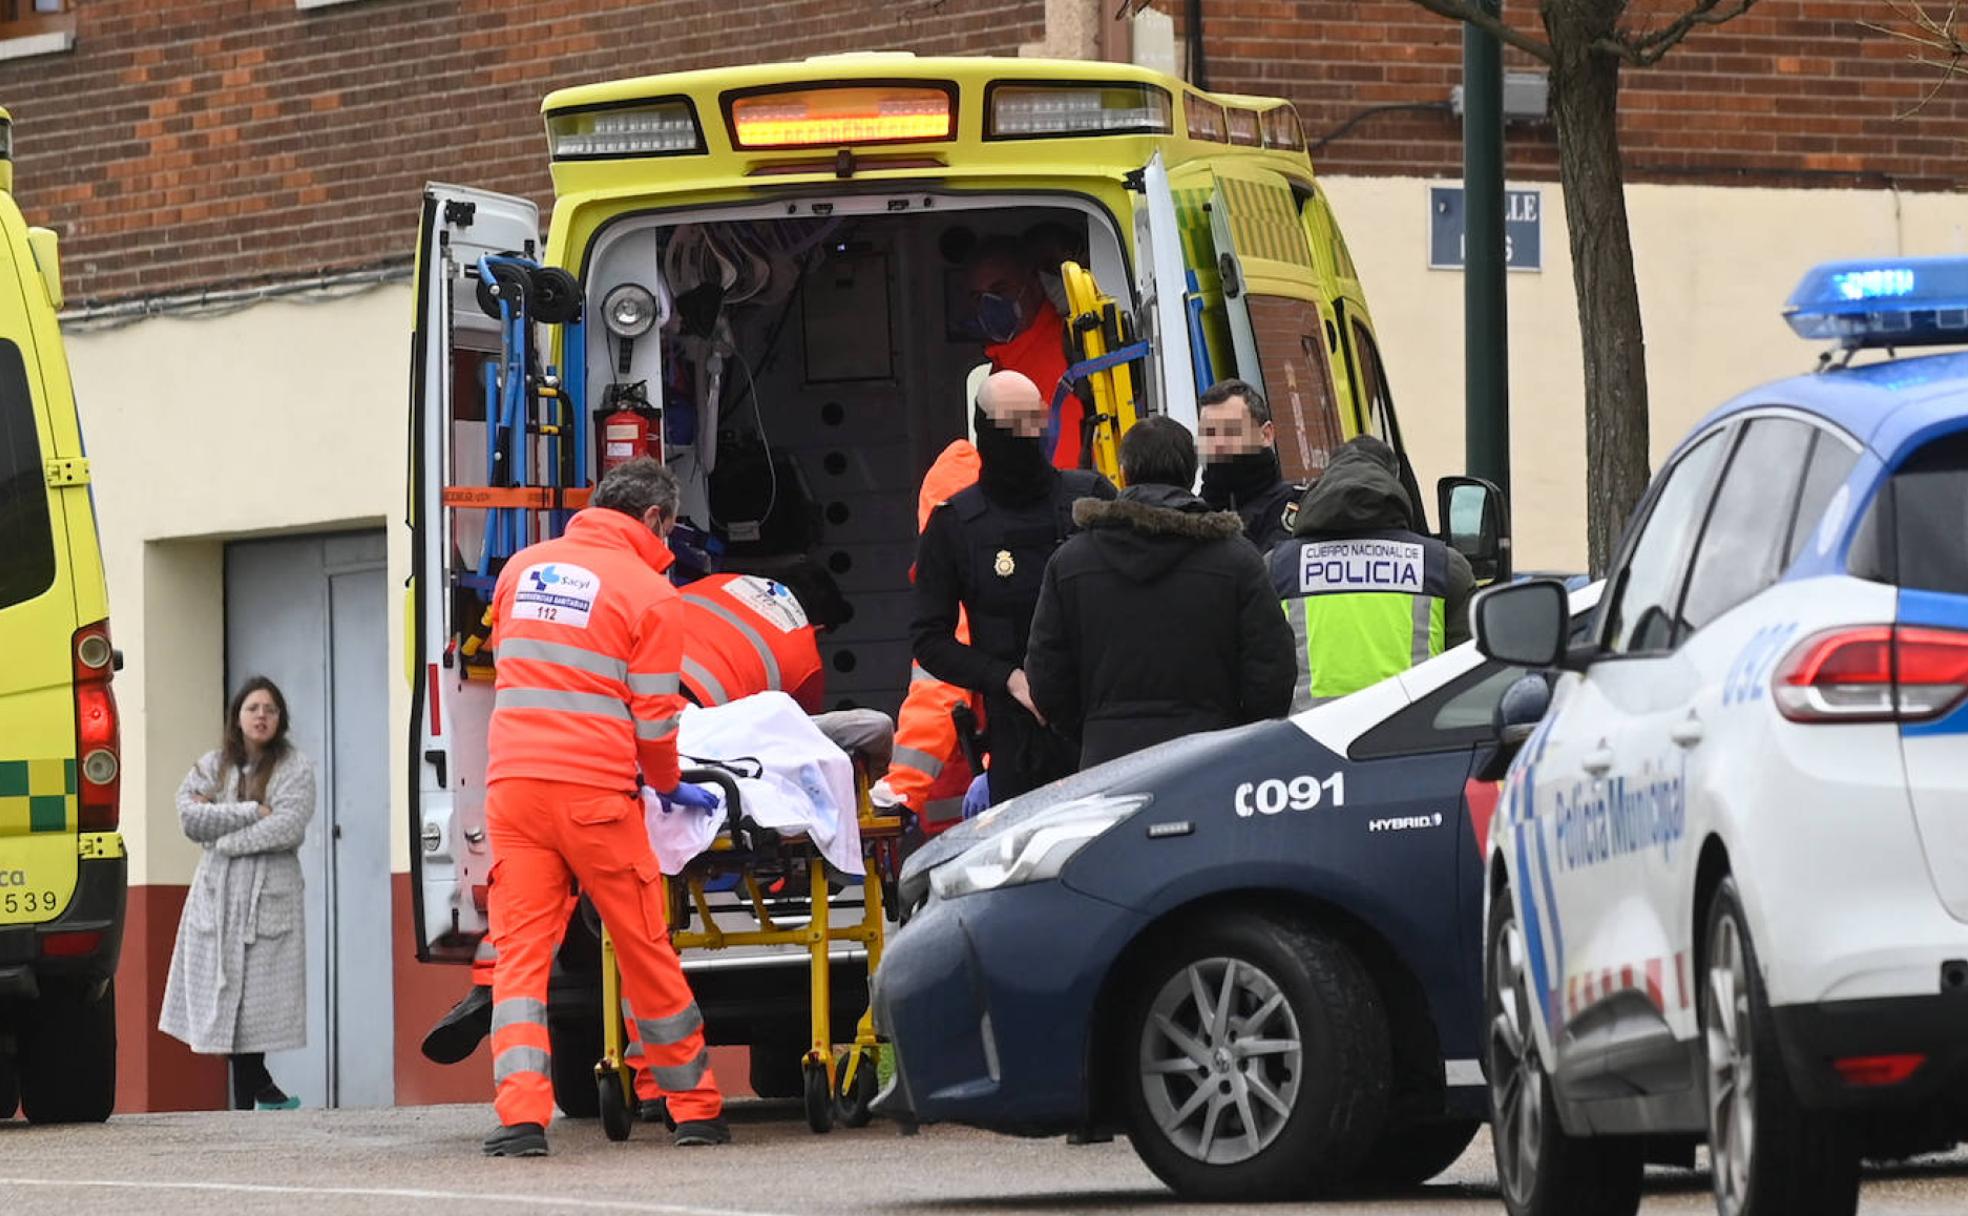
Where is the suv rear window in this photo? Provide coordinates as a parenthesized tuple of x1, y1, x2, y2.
(0, 339, 54, 610)
(1852, 429, 1968, 595)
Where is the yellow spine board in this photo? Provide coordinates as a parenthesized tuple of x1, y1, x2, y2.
(1059, 262, 1140, 485)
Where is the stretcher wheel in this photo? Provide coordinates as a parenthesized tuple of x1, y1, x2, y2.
(834, 1048, 879, 1129)
(476, 260, 534, 319)
(596, 1069, 633, 1142)
(530, 267, 583, 325)
(802, 1060, 834, 1134)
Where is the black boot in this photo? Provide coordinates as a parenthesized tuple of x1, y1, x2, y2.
(639, 1097, 673, 1130)
(422, 985, 494, 1064)
(672, 1115, 731, 1147)
(483, 1122, 549, 1157)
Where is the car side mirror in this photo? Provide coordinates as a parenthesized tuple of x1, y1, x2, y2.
(1437, 476, 1510, 583)
(1473, 578, 1569, 669)
(1493, 673, 1553, 746)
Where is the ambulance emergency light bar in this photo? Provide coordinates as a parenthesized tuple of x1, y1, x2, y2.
(549, 99, 703, 159)
(986, 82, 1172, 139)
(728, 84, 954, 149)
(1786, 256, 1968, 349)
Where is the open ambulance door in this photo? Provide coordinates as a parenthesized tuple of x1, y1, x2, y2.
(1134, 153, 1199, 434)
(1207, 165, 1349, 482)
(407, 183, 541, 962)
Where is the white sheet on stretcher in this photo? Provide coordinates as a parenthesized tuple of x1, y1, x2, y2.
(641, 691, 864, 877)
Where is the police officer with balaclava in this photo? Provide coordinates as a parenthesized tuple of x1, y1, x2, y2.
(911, 370, 1115, 803)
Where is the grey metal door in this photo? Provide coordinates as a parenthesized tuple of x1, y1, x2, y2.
(224, 530, 393, 1108)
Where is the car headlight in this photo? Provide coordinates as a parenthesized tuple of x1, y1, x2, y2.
(929, 793, 1151, 901)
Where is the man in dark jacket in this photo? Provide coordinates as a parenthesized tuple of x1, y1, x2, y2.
(1198, 378, 1302, 552)
(1270, 435, 1473, 712)
(912, 370, 1116, 802)
(1025, 416, 1295, 769)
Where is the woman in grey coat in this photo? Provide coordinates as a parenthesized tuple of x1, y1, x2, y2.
(159, 676, 315, 1111)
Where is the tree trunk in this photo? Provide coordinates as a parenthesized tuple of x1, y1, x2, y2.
(1543, 3, 1652, 574)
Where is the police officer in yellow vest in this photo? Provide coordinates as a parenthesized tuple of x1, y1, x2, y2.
(1268, 436, 1473, 710)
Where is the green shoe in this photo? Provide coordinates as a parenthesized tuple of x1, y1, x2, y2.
(254, 1094, 301, 1111)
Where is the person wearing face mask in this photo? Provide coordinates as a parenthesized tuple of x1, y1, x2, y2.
(965, 236, 1087, 471)
(476, 458, 728, 1157)
(1198, 378, 1304, 553)
(911, 371, 1116, 803)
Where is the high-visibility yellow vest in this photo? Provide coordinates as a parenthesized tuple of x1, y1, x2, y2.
(1269, 531, 1450, 711)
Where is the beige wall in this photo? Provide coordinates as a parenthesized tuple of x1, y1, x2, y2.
(65, 286, 414, 886)
(63, 176, 1965, 884)
(1323, 176, 1968, 573)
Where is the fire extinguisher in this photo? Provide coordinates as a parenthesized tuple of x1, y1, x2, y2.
(596, 382, 661, 475)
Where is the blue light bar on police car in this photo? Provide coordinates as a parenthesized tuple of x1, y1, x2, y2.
(1785, 256, 1968, 349)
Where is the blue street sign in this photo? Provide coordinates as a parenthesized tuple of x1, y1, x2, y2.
(1429, 185, 1542, 273)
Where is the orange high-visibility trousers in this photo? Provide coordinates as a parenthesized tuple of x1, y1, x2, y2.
(473, 895, 680, 1105)
(485, 776, 721, 1128)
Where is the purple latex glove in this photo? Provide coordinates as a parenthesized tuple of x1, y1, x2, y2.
(961, 772, 992, 819)
(657, 780, 719, 814)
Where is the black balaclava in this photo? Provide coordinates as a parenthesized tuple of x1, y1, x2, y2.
(1200, 446, 1283, 509)
(973, 407, 1056, 507)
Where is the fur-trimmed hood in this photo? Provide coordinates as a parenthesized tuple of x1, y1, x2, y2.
(1069, 484, 1245, 583)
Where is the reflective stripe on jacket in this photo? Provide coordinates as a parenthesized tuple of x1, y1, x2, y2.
(677, 573, 825, 712)
(487, 508, 687, 792)
(1269, 529, 1450, 711)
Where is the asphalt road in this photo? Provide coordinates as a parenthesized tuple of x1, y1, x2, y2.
(0, 1102, 1964, 1215)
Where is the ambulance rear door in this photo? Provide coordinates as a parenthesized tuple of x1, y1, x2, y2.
(1134, 152, 1199, 434)
(407, 183, 540, 961)
(1206, 164, 1348, 482)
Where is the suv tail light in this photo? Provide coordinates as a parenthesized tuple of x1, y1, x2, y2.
(72, 619, 120, 832)
(1774, 624, 1968, 723)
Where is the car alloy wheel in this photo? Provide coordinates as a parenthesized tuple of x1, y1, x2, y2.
(1137, 955, 1302, 1165)
(1488, 911, 1545, 1210)
(1706, 910, 1755, 1216)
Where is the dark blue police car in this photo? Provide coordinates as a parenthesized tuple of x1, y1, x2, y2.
(872, 585, 1599, 1200)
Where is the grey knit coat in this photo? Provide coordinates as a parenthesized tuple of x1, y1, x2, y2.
(158, 748, 314, 1056)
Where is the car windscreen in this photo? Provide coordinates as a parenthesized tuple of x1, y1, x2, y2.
(0, 338, 54, 610)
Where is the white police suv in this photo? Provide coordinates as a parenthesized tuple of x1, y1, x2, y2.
(1472, 257, 1968, 1216)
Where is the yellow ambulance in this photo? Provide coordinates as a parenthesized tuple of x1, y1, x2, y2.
(405, 55, 1504, 1105)
(0, 105, 126, 1125)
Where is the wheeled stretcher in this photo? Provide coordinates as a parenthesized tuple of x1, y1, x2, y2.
(590, 711, 904, 1139)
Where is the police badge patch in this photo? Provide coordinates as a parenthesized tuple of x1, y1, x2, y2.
(993, 549, 1015, 577)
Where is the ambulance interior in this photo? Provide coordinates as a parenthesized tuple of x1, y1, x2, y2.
(449, 197, 1134, 721)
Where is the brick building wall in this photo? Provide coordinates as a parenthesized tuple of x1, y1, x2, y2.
(1164, 0, 1967, 188)
(6, 0, 1962, 305)
(3, 0, 1047, 303)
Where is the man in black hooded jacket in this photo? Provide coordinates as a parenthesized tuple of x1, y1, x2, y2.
(1025, 416, 1295, 770)
(1270, 435, 1474, 712)
(912, 370, 1115, 802)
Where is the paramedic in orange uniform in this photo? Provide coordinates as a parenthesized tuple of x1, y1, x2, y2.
(422, 575, 829, 1089)
(878, 439, 984, 831)
(676, 572, 826, 713)
(479, 458, 727, 1157)
(966, 235, 1085, 470)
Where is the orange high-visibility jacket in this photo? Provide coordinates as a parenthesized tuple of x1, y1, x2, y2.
(487, 508, 687, 793)
(677, 572, 826, 713)
(889, 440, 984, 824)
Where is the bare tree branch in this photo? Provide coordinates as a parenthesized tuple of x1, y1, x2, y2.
(1406, 0, 1556, 64)
(1590, 0, 1760, 67)
(1860, 0, 1968, 119)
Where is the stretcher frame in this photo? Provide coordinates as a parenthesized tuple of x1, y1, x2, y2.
(592, 764, 904, 1138)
